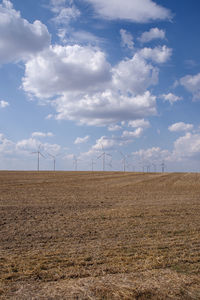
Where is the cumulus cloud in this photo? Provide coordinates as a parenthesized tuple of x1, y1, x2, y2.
(85, 0, 171, 23)
(74, 135, 90, 144)
(54, 90, 157, 126)
(50, 0, 66, 8)
(57, 27, 104, 46)
(128, 119, 150, 128)
(122, 127, 143, 138)
(92, 136, 117, 151)
(133, 147, 170, 163)
(31, 132, 54, 138)
(112, 53, 159, 95)
(52, 6, 80, 25)
(0, 0, 50, 63)
(139, 45, 172, 64)
(69, 30, 104, 45)
(108, 124, 122, 132)
(120, 29, 134, 49)
(172, 132, 200, 160)
(180, 73, 200, 101)
(16, 137, 61, 154)
(161, 93, 182, 105)
(133, 132, 200, 165)
(22, 41, 174, 126)
(138, 27, 165, 43)
(0, 132, 15, 155)
(0, 100, 9, 108)
(112, 46, 171, 97)
(168, 122, 193, 132)
(22, 44, 111, 98)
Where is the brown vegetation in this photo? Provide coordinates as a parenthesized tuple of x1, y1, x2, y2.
(0, 171, 199, 299)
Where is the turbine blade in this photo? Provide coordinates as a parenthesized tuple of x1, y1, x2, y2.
(39, 151, 46, 159)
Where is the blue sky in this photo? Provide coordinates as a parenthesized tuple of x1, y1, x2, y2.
(1, 0, 200, 172)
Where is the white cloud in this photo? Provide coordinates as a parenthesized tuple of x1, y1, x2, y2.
(22, 42, 175, 126)
(16, 137, 61, 155)
(16, 138, 40, 151)
(139, 45, 172, 64)
(132, 132, 200, 167)
(54, 90, 157, 126)
(0, 132, 15, 155)
(50, 0, 66, 8)
(161, 93, 182, 105)
(120, 29, 134, 49)
(50, 0, 80, 25)
(45, 114, 53, 120)
(57, 28, 104, 46)
(138, 27, 165, 43)
(0, 0, 50, 63)
(70, 30, 103, 45)
(31, 132, 54, 138)
(172, 132, 200, 160)
(52, 6, 80, 25)
(50, 0, 102, 46)
(128, 119, 150, 128)
(22, 44, 111, 98)
(122, 127, 143, 138)
(0, 100, 9, 108)
(133, 147, 170, 162)
(92, 136, 117, 151)
(85, 0, 171, 23)
(180, 73, 200, 101)
(168, 122, 193, 132)
(108, 124, 122, 132)
(112, 53, 159, 95)
(74, 135, 90, 144)
(22, 43, 160, 126)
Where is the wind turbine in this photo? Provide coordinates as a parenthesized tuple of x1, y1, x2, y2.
(120, 152, 129, 172)
(73, 155, 81, 171)
(91, 158, 96, 171)
(139, 154, 145, 172)
(47, 153, 56, 171)
(161, 161, 166, 173)
(107, 155, 113, 170)
(146, 163, 151, 172)
(97, 145, 112, 171)
(152, 163, 157, 173)
(32, 144, 45, 171)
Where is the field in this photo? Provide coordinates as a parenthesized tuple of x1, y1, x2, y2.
(0, 171, 200, 299)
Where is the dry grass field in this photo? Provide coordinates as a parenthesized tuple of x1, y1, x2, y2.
(0, 171, 200, 299)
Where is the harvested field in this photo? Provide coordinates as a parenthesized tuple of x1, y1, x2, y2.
(0, 171, 200, 299)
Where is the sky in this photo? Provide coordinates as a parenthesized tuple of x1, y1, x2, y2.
(1, 0, 200, 172)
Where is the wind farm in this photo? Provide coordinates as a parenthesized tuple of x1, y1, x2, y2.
(1, 0, 200, 299)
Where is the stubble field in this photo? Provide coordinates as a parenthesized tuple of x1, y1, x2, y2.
(0, 171, 200, 299)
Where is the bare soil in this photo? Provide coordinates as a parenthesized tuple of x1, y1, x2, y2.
(0, 171, 199, 299)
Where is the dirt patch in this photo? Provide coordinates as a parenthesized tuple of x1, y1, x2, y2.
(0, 171, 199, 299)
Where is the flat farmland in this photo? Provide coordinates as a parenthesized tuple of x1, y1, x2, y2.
(0, 171, 200, 299)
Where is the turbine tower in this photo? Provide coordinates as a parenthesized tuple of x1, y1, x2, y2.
(152, 163, 157, 173)
(146, 163, 151, 172)
(91, 158, 96, 171)
(161, 161, 166, 173)
(48, 153, 56, 171)
(107, 156, 113, 170)
(73, 155, 81, 171)
(97, 145, 112, 171)
(32, 144, 45, 171)
(120, 152, 128, 172)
